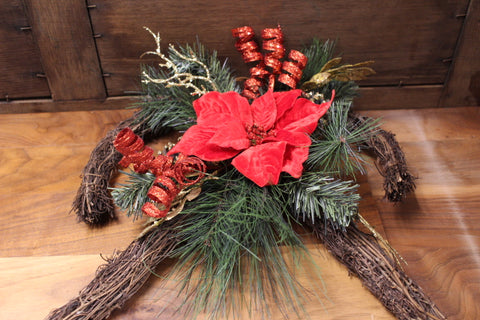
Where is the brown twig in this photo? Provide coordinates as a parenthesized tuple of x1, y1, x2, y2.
(350, 113, 416, 201)
(45, 217, 182, 320)
(72, 117, 151, 225)
(309, 219, 446, 320)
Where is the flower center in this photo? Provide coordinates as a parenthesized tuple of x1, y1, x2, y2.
(245, 124, 276, 146)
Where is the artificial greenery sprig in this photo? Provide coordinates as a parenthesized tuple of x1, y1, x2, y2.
(166, 169, 316, 319)
(132, 29, 238, 134)
(110, 170, 156, 220)
(307, 100, 380, 177)
(280, 173, 360, 228)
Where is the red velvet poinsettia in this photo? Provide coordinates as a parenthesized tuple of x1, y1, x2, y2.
(168, 89, 334, 187)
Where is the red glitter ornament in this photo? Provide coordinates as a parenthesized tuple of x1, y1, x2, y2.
(232, 25, 307, 96)
(262, 26, 285, 75)
(231, 26, 262, 63)
(232, 26, 267, 99)
(278, 49, 308, 89)
(113, 128, 206, 218)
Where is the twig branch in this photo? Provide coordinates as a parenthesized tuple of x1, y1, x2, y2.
(141, 27, 218, 96)
(46, 217, 182, 320)
(309, 219, 446, 320)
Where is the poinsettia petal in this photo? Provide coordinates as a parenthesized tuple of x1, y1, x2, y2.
(280, 133, 311, 178)
(277, 92, 334, 134)
(208, 120, 250, 150)
(168, 125, 241, 161)
(251, 90, 277, 131)
(232, 141, 287, 187)
(273, 89, 303, 122)
(194, 91, 253, 125)
(266, 129, 310, 146)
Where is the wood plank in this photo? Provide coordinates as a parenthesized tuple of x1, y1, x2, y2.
(23, 0, 106, 101)
(0, 106, 398, 319)
(0, 96, 138, 114)
(88, 0, 467, 96)
(355, 85, 443, 109)
(0, 0, 50, 100)
(0, 108, 133, 147)
(441, 0, 480, 107)
(364, 107, 480, 320)
(0, 249, 395, 320)
(0, 84, 443, 114)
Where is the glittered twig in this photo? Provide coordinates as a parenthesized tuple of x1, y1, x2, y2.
(141, 27, 218, 96)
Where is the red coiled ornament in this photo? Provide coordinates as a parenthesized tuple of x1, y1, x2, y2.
(114, 128, 206, 218)
(232, 25, 307, 98)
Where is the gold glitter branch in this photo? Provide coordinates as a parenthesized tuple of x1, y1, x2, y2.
(141, 27, 218, 95)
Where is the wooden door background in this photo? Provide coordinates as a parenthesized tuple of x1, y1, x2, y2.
(1, 0, 479, 113)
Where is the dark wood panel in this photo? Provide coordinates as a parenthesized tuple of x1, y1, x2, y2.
(0, 0, 50, 100)
(88, 0, 467, 96)
(441, 0, 480, 107)
(23, 0, 106, 101)
(355, 85, 443, 109)
(0, 84, 443, 113)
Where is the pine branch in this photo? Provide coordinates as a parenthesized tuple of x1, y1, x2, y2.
(164, 170, 314, 319)
(300, 39, 336, 84)
(168, 39, 238, 94)
(281, 173, 360, 228)
(133, 66, 197, 132)
(133, 32, 238, 134)
(111, 170, 156, 220)
(307, 100, 380, 177)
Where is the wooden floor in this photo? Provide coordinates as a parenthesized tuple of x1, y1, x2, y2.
(0, 106, 478, 319)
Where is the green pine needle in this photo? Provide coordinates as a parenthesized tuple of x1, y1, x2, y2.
(168, 40, 238, 94)
(300, 39, 360, 101)
(164, 170, 316, 319)
(307, 100, 380, 177)
(300, 38, 336, 84)
(133, 39, 238, 133)
(280, 173, 360, 228)
(110, 170, 156, 220)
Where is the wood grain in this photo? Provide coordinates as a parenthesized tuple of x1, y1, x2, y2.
(0, 96, 139, 114)
(0, 0, 50, 100)
(364, 107, 480, 320)
(1, 106, 478, 319)
(23, 0, 106, 101)
(88, 0, 467, 96)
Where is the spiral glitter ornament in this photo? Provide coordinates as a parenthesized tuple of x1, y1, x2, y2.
(114, 128, 154, 173)
(262, 26, 285, 75)
(278, 49, 308, 89)
(231, 26, 262, 63)
(114, 128, 207, 218)
(232, 26, 267, 99)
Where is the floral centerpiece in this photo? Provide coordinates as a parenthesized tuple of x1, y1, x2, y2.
(47, 26, 444, 320)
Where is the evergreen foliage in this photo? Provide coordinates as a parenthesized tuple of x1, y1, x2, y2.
(110, 36, 384, 319)
(300, 39, 362, 102)
(168, 40, 238, 93)
(111, 170, 156, 220)
(307, 100, 380, 177)
(281, 173, 360, 228)
(133, 40, 238, 133)
(300, 39, 336, 84)
(166, 169, 313, 319)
